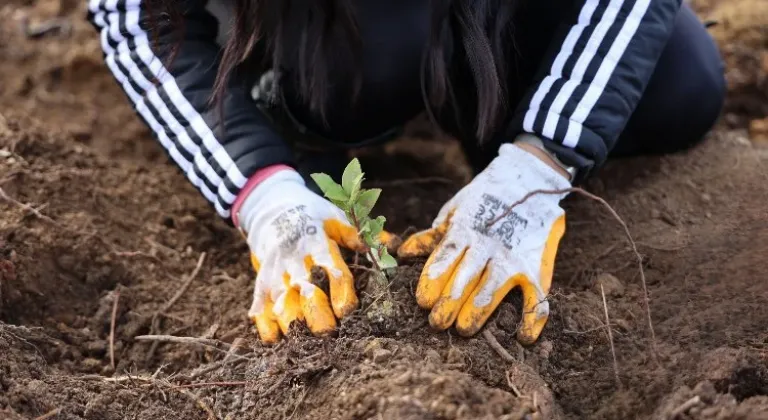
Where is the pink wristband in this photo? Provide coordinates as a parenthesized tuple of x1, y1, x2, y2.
(231, 164, 294, 227)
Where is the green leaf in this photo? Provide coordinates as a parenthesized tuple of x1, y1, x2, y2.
(368, 215, 385, 238)
(359, 219, 371, 234)
(353, 188, 381, 220)
(310, 173, 348, 202)
(341, 158, 363, 195)
(365, 247, 379, 263)
(347, 173, 364, 204)
(362, 231, 377, 248)
(330, 199, 348, 211)
(379, 248, 398, 269)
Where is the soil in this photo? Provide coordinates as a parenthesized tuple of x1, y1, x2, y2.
(1, 1, 767, 419)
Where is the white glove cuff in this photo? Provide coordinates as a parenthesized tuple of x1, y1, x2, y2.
(496, 143, 573, 194)
(236, 170, 306, 231)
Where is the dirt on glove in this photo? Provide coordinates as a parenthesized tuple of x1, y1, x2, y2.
(1, 0, 767, 419)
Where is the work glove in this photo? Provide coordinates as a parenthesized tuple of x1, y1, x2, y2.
(235, 169, 396, 343)
(398, 143, 570, 344)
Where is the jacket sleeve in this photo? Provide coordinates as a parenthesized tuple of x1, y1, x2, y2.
(506, 0, 682, 181)
(87, 0, 294, 219)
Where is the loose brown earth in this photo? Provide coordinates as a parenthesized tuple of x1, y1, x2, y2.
(1, 1, 767, 419)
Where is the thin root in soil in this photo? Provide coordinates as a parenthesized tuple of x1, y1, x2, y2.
(485, 187, 658, 363)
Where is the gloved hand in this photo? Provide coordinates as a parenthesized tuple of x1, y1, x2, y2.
(398, 143, 570, 344)
(235, 169, 397, 343)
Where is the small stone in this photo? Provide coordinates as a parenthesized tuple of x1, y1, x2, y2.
(749, 117, 768, 147)
(614, 319, 631, 332)
(0, 149, 11, 158)
(701, 193, 711, 202)
(443, 404, 458, 418)
(593, 273, 624, 297)
(446, 347, 464, 365)
(56, 254, 76, 271)
(538, 340, 554, 360)
(724, 113, 742, 128)
(424, 349, 441, 364)
(363, 338, 383, 358)
(80, 357, 103, 373)
(84, 340, 107, 356)
(178, 214, 197, 228)
(371, 348, 392, 364)
(734, 135, 752, 146)
(565, 316, 579, 332)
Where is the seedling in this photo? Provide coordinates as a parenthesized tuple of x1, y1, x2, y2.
(311, 158, 397, 274)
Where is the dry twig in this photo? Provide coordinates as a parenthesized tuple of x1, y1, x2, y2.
(33, 408, 61, 420)
(505, 370, 522, 397)
(135, 334, 232, 350)
(188, 337, 245, 379)
(109, 290, 120, 370)
(155, 253, 207, 320)
(147, 252, 206, 359)
(482, 329, 517, 363)
(171, 381, 249, 390)
(485, 187, 658, 361)
(20, 17, 72, 39)
(111, 250, 162, 263)
(0, 187, 57, 224)
(600, 283, 621, 387)
(188, 357, 244, 379)
(176, 388, 217, 420)
(669, 395, 701, 419)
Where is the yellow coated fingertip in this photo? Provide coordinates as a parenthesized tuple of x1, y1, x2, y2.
(428, 264, 487, 331)
(379, 230, 403, 252)
(455, 273, 522, 337)
(306, 244, 359, 319)
(300, 285, 338, 337)
(250, 253, 261, 272)
(540, 215, 566, 293)
(416, 245, 467, 309)
(327, 241, 359, 318)
(323, 219, 365, 251)
(516, 280, 549, 345)
(397, 221, 450, 258)
(274, 286, 304, 335)
(250, 297, 281, 344)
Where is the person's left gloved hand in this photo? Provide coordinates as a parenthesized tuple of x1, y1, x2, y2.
(398, 143, 570, 344)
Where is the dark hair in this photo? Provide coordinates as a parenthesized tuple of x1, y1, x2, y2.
(157, 0, 521, 143)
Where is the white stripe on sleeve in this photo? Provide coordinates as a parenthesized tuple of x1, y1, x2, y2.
(522, 0, 600, 134)
(563, 0, 651, 147)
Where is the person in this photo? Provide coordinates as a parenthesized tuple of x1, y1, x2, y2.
(87, 0, 725, 345)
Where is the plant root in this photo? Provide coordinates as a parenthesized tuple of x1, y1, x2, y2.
(485, 187, 658, 363)
(483, 329, 517, 363)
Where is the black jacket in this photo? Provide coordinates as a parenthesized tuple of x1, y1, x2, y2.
(87, 0, 682, 220)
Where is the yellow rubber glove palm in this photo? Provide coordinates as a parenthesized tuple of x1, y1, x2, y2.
(398, 144, 570, 344)
(237, 170, 397, 343)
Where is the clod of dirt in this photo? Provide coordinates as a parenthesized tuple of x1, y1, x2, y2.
(371, 348, 393, 364)
(593, 272, 625, 297)
(654, 381, 768, 419)
(749, 117, 768, 146)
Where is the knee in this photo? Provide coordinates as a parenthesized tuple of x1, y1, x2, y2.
(674, 18, 727, 147)
(692, 45, 727, 136)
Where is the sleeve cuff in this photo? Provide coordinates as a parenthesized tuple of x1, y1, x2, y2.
(230, 164, 295, 228)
